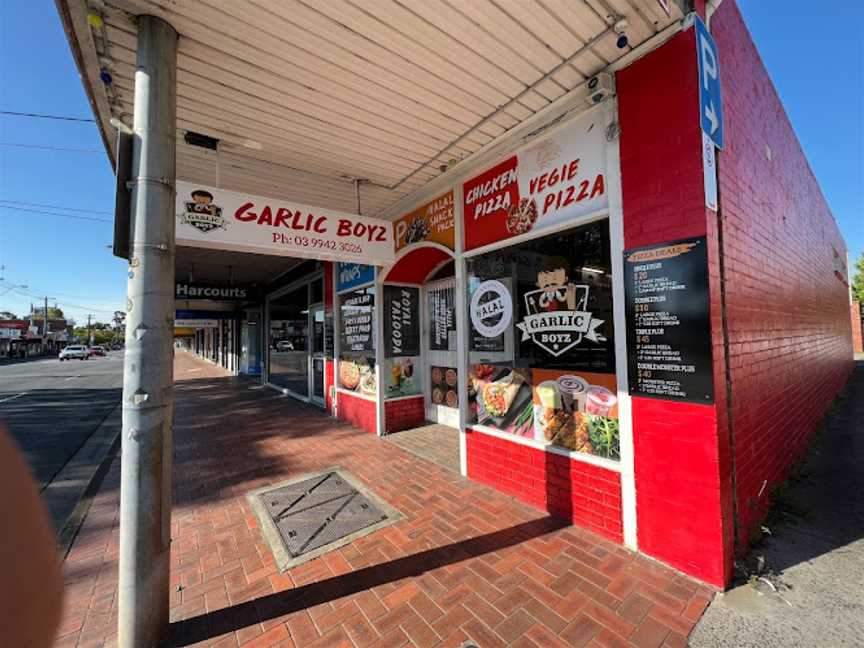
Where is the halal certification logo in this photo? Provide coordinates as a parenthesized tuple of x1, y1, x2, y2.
(180, 189, 226, 233)
(470, 280, 512, 338)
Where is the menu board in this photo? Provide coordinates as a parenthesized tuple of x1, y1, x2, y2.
(383, 286, 420, 357)
(340, 288, 374, 353)
(624, 236, 714, 403)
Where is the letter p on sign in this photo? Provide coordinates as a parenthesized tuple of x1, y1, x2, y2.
(695, 15, 724, 149)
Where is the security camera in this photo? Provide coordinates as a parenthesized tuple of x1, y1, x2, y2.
(587, 72, 615, 104)
(614, 18, 629, 49)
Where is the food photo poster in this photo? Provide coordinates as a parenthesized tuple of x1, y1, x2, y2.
(468, 365, 620, 460)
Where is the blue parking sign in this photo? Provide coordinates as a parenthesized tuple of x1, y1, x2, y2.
(695, 16, 724, 149)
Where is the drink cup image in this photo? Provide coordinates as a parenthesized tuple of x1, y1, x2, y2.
(556, 375, 589, 412)
(403, 358, 414, 378)
(585, 385, 617, 417)
(536, 380, 561, 409)
(390, 363, 402, 387)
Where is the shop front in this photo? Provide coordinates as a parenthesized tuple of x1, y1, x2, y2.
(59, 1, 855, 612)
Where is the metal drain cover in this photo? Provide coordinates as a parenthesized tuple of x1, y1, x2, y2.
(263, 472, 388, 557)
(248, 468, 402, 570)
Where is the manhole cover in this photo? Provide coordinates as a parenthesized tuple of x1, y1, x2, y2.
(248, 468, 402, 570)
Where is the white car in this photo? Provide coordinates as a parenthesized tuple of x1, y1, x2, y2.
(276, 340, 294, 351)
(59, 345, 89, 361)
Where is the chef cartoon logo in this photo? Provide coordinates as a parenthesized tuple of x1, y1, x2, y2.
(180, 189, 226, 233)
(517, 258, 605, 356)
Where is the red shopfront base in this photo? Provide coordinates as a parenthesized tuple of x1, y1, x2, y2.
(466, 429, 623, 544)
(337, 390, 377, 435)
(384, 396, 426, 433)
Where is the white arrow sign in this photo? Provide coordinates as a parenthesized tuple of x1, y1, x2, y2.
(704, 101, 719, 135)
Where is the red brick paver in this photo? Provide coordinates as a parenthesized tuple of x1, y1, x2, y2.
(56, 351, 713, 647)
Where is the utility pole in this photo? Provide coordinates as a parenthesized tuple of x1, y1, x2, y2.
(86, 314, 93, 346)
(117, 15, 177, 648)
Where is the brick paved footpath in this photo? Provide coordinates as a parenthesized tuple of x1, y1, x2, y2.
(56, 351, 713, 648)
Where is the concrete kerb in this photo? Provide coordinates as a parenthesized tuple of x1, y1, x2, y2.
(247, 466, 404, 572)
(55, 402, 122, 559)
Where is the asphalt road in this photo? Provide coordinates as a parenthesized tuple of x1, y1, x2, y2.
(0, 351, 123, 492)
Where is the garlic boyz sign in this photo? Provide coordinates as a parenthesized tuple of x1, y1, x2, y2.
(176, 182, 395, 267)
(518, 279, 605, 357)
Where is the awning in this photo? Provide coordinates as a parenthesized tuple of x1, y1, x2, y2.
(58, 0, 683, 220)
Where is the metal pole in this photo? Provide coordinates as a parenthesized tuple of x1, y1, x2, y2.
(44, 296, 48, 353)
(118, 15, 177, 648)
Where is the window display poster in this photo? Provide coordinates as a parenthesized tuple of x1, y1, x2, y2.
(468, 365, 620, 461)
(428, 285, 456, 351)
(339, 357, 376, 396)
(430, 366, 459, 408)
(340, 288, 374, 352)
(531, 369, 619, 460)
(462, 111, 608, 251)
(394, 191, 455, 252)
(385, 356, 421, 398)
(384, 285, 420, 358)
(469, 278, 511, 352)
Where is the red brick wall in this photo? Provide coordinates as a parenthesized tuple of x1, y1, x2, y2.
(853, 301, 863, 354)
(712, 1, 854, 547)
(466, 429, 623, 543)
(337, 391, 377, 434)
(384, 396, 426, 433)
(617, 27, 734, 587)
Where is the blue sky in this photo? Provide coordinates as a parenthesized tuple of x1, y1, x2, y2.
(0, 1, 862, 325)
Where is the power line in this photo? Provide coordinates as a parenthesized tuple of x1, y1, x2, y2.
(2, 284, 119, 315)
(0, 142, 103, 154)
(0, 200, 112, 215)
(0, 110, 95, 123)
(0, 205, 111, 223)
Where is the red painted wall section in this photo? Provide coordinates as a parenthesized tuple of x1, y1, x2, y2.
(466, 429, 623, 543)
(337, 391, 377, 434)
(384, 396, 426, 433)
(712, 1, 854, 547)
(617, 28, 734, 587)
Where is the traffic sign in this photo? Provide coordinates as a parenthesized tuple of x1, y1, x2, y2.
(695, 16, 724, 149)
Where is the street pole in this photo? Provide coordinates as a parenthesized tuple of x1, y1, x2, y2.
(117, 15, 177, 648)
(44, 296, 48, 354)
(86, 314, 92, 346)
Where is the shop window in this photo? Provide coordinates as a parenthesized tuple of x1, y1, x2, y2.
(269, 285, 309, 396)
(311, 276, 324, 305)
(338, 286, 376, 397)
(466, 220, 620, 460)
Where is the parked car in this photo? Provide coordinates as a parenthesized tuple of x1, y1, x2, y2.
(275, 340, 294, 351)
(59, 345, 89, 361)
(88, 346, 106, 357)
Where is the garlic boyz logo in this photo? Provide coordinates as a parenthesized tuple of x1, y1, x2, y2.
(180, 189, 226, 233)
(517, 260, 605, 356)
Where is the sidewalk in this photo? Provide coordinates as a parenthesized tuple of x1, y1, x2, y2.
(56, 351, 713, 648)
(691, 360, 864, 648)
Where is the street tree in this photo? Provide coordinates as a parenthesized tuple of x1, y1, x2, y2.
(0, 311, 17, 320)
(852, 252, 864, 302)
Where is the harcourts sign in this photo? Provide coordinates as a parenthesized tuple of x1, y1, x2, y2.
(175, 282, 254, 301)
